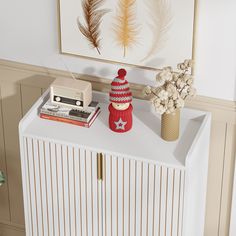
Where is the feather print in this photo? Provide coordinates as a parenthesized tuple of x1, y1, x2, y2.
(114, 0, 139, 57)
(142, 0, 172, 61)
(77, 0, 109, 55)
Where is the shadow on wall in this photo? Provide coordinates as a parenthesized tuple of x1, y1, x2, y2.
(81, 63, 157, 86)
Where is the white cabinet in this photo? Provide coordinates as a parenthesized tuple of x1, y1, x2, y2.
(103, 155, 185, 236)
(19, 91, 211, 236)
(22, 139, 101, 236)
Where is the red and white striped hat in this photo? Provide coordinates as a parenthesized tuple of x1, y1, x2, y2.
(109, 69, 132, 104)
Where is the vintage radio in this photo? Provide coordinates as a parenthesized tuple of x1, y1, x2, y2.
(50, 77, 92, 109)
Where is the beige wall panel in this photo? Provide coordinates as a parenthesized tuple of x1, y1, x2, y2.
(0, 61, 53, 85)
(219, 124, 236, 236)
(20, 85, 42, 116)
(41, 88, 46, 94)
(18, 75, 54, 89)
(0, 83, 24, 225)
(186, 98, 236, 124)
(0, 223, 25, 236)
(0, 66, 54, 90)
(0, 87, 10, 222)
(204, 121, 227, 236)
(0, 68, 35, 85)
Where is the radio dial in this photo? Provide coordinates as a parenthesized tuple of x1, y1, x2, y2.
(55, 96, 61, 102)
(76, 101, 81, 106)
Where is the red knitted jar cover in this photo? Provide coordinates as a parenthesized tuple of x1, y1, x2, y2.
(108, 104, 133, 133)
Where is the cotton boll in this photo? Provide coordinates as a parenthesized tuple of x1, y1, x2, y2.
(167, 99, 174, 108)
(165, 109, 171, 114)
(143, 59, 196, 115)
(172, 91, 179, 100)
(156, 105, 166, 114)
(153, 87, 162, 94)
(157, 67, 173, 82)
(153, 97, 161, 107)
(175, 98, 185, 108)
(143, 86, 152, 95)
(187, 77, 194, 85)
(156, 75, 166, 86)
(188, 87, 197, 97)
(177, 63, 187, 70)
(181, 85, 190, 94)
(186, 59, 194, 68)
(184, 59, 192, 67)
(183, 74, 191, 82)
(166, 83, 176, 96)
(176, 79, 182, 87)
(169, 107, 175, 113)
(172, 73, 179, 81)
(179, 81, 186, 89)
(158, 90, 169, 101)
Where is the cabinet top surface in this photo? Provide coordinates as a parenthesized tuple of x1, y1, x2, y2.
(20, 91, 210, 168)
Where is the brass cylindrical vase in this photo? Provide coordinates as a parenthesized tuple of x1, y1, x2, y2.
(161, 109, 180, 141)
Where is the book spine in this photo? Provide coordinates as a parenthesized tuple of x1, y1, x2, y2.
(40, 113, 89, 128)
(82, 103, 99, 112)
(40, 109, 90, 122)
(82, 106, 98, 113)
(84, 105, 99, 113)
(87, 109, 101, 127)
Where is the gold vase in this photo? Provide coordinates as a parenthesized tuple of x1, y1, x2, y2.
(161, 109, 180, 141)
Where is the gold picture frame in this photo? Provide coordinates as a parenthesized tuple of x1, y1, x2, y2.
(57, 0, 198, 72)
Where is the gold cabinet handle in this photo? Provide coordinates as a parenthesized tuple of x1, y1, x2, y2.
(97, 153, 103, 180)
(0, 171, 6, 186)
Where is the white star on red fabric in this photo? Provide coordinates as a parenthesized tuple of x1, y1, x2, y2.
(114, 118, 127, 130)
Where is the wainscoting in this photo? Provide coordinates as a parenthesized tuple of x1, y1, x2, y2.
(0, 59, 235, 236)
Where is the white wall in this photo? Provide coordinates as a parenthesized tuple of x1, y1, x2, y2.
(194, 0, 236, 101)
(0, 0, 235, 101)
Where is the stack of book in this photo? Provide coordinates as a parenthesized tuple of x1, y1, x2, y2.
(39, 98, 101, 128)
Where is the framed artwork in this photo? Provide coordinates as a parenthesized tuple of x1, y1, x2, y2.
(58, 0, 196, 70)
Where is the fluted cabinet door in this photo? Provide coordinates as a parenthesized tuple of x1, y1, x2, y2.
(103, 154, 185, 236)
(22, 137, 101, 236)
(22, 137, 186, 236)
